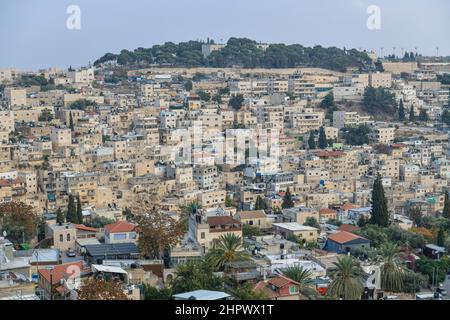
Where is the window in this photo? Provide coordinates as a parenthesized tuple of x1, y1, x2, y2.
(67, 234, 71, 241)
(59, 234, 63, 242)
(289, 286, 298, 294)
(113, 233, 127, 240)
(201, 232, 205, 239)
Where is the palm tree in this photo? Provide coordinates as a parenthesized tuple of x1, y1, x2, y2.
(282, 265, 317, 299)
(379, 242, 405, 292)
(206, 233, 250, 271)
(328, 255, 364, 300)
(179, 201, 201, 231)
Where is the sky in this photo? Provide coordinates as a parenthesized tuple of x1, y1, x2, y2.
(0, 0, 449, 70)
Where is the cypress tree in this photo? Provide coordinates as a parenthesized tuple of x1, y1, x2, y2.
(76, 195, 83, 224)
(443, 191, 450, 218)
(418, 108, 429, 122)
(370, 174, 389, 227)
(318, 126, 328, 149)
(255, 195, 266, 210)
(308, 131, 316, 150)
(69, 112, 74, 131)
(437, 227, 445, 247)
(56, 208, 65, 225)
(398, 99, 405, 120)
(409, 105, 415, 122)
(282, 187, 294, 209)
(66, 194, 77, 223)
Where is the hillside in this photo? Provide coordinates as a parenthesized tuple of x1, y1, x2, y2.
(94, 38, 373, 72)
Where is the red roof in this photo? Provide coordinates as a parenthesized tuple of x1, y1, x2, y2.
(207, 216, 240, 226)
(38, 261, 84, 285)
(105, 221, 137, 233)
(327, 231, 367, 244)
(340, 203, 358, 211)
(319, 208, 336, 215)
(267, 275, 300, 288)
(339, 224, 360, 233)
(73, 224, 98, 233)
(315, 150, 346, 158)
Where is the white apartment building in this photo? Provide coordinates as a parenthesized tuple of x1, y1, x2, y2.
(0, 111, 14, 132)
(332, 111, 371, 129)
(4, 88, 27, 106)
(68, 67, 94, 84)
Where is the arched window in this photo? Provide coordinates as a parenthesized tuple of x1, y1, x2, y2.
(59, 234, 63, 242)
(67, 234, 71, 242)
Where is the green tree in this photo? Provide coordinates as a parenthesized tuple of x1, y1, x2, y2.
(180, 201, 201, 231)
(69, 112, 74, 131)
(328, 255, 364, 300)
(170, 261, 224, 294)
(304, 217, 320, 229)
(282, 265, 318, 299)
(206, 233, 250, 271)
(197, 90, 211, 101)
(212, 94, 222, 104)
(370, 174, 389, 227)
(308, 131, 316, 149)
(416, 257, 450, 285)
(320, 92, 335, 109)
(143, 285, 174, 300)
(76, 195, 83, 224)
(318, 126, 327, 149)
(85, 216, 115, 228)
(363, 87, 397, 115)
(441, 109, 450, 125)
(56, 208, 65, 225)
(66, 194, 77, 223)
(443, 191, 450, 218)
(242, 223, 262, 237)
(184, 80, 193, 91)
(437, 227, 445, 247)
(409, 105, 415, 122)
(230, 281, 267, 300)
(225, 195, 234, 207)
(379, 243, 405, 292)
(418, 108, 429, 122)
(343, 124, 371, 146)
(398, 99, 405, 120)
(282, 187, 294, 209)
(229, 94, 244, 110)
(254, 195, 266, 210)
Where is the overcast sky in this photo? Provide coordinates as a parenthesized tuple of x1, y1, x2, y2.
(0, 0, 449, 70)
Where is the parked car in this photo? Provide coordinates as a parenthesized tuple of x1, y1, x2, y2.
(66, 248, 76, 257)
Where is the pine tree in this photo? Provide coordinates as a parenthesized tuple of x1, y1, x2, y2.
(318, 126, 328, 149)
(66, 194, 77, 223)
(69, 112, 74, 131)
(282, 187, 294, 209)
(437, 227, 445, 247)
(370, 174, 389, 227)
(398, 99, 405, 120)
(76, 195, 83, 224)
(409, 105, 415, 122)
(308, 131, 316, 150)
(56, 208, 65, 225)
(443, 191, 450, 218)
